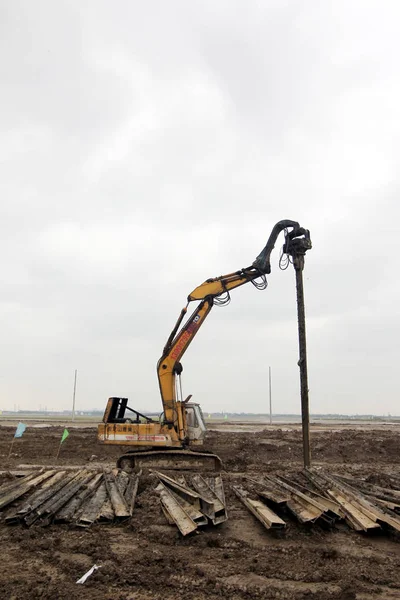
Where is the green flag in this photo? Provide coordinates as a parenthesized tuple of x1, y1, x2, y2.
(61, 428, 69, 443)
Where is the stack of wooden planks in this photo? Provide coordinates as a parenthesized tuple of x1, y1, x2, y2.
(2, 467, 399, 538)
(0, 468, 140, 527)
(155, 471, 228, 536)
(234, 469, 400, 536)
(303, 470, 400, 533)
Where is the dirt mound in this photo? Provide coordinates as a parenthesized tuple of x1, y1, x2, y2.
(203, 427, 400, 473)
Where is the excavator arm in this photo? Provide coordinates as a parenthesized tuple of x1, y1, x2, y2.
(157, 220, 311, 437)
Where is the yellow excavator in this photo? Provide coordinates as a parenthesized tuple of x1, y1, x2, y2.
(98, 220, 311, 470)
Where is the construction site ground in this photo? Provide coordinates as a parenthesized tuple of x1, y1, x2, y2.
(0, 422, 399, 600)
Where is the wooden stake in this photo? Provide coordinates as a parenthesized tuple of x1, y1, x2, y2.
(55, 440, 62, 461)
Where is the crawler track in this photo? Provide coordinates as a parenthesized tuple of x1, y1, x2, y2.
(117, 449, 222, 472)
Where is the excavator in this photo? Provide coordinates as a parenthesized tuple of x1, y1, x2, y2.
(97, 220, 311, 471)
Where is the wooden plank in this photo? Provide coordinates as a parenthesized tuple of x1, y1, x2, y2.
(303, 471, 344, 509)
(190, 474, 222, 509)
(5, 471, 68, 524)
(77, 481, 107, 527)
(0, 471, 54, 511)
(372, 497, 400, 513)
(97, 471, 131, 522)
(167, 487, 208, 526)
(98, 494, 114, 521)
(261, 475, 328, 524)
(270, 476, 334, 524)
(153, 472, 202, 511)
(385, 474, 400, 489)
(206, 476, 226, 507)
(157, 483, 197, 536)
(17, 472, 67, 514)
(338, 476, 400, 504)
(0, 471, 45, 497)
(160, 502, 175, 525)
(246, 476, 291, 505)
(124, 471, 141, 516)
(257, 489, 290, 505)
(279, 475, 342, 518)
(155, 476, 206, 525)
(233, 486, 285, 530)
(270, 476, 327, 513)
(190, 474, 227, 525)
(172, 473, 212, 523)
(327, 489, 380, 532)
(54, 473, 103, 523)
(115, 471, 130, 496)
(286, 495, 322, 523)
(103, 471, 130, 519)
(305, 471, 380, 532)
(36, 471, 93, 526)
(175, 475, 188, 487)
(0, 470, 36, 483)
(324, 474, 400, 533)
(23, 472, 79, 526)
(159, 474, 206, 523)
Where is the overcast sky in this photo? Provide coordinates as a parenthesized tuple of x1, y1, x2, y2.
(1, 0, 399, 416)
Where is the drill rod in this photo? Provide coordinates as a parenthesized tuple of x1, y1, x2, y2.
(293, 255, 311, 468)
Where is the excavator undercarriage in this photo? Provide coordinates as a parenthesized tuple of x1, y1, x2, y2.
(117, 450, 222, 472)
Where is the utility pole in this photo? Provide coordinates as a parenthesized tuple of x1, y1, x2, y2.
(285, 228, 312, 468)
(71, 370, 77, 421)
(268, 366, 272, 425)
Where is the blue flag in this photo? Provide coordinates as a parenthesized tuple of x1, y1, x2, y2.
(14, 422, 26, 438)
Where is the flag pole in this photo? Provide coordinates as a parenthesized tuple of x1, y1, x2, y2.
(56, 425, 65, 461)
(56, 427, 69, 461)
(8, 423, 27, 458)
(55, 439, 62, 461)
(7, 437, 15, 458)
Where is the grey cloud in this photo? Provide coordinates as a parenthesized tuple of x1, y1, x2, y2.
(1, 0, 399, 414)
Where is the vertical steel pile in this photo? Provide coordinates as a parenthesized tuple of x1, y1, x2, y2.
(283, 227, 312, 468)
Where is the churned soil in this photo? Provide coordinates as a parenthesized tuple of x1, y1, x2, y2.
(0, 423, 399, 600)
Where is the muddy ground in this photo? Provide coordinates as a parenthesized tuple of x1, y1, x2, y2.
(0, 424, 399, 600)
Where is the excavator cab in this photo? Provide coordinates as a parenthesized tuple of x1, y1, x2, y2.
(185, 403, 207, 442)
